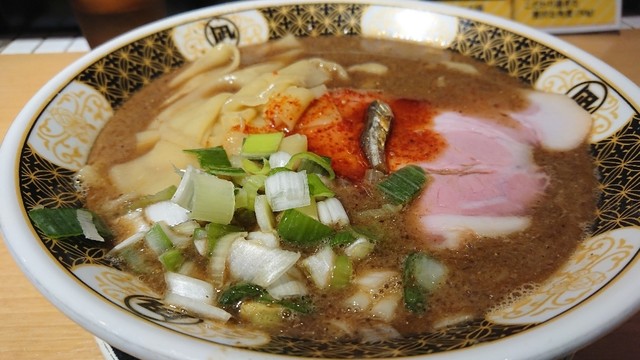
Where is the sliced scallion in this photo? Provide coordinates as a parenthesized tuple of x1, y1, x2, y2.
(234, 188, 249, 209)
(264, 170, 311, 212)
(277, 209, 334, 246)
(330, 230, 357, 247)
(76, 209, 105, 242)
(268, 151, 292, 169)
(218, 283, 269, 307)
(241, 158, 271, 175)
(29, 208, 112, 239)
(159, 248, 184, 272)
(171, 165, 197, 209)
(144, 200, 189, 226)
(402, 252, 446, 313)
(254, 194, 275, 232)
(205, 223, 244, 255)
(231, 208, 257, 229)
(144, 222, 174, 255)
(128, 185, 177, 210)
(209, 232, 247, 287)
(239, 301, 284, 328)
(301, 245, 335, 289)
(190, 172, 235, 224)
(228, 239, 301, 288)
(185, 146, 232, 167)
(317, 198, 350, 227)
(377, 165, 427, 205)
(185, 147, 245, 177)
(165, 272, 215, 304)
(238, 174, 267, 211)
(28, 207, 112, 240)
(331, 254, 352, 289)
(307, 173, 334, 199)
(286, 152, 335, 179)
(241, 132, 284, 159)
(344, 237, 375, 260)
(218, 282, 313, 314)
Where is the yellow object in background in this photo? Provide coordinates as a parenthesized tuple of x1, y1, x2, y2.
(440, 0, 512, 18)
(433, 0, 621, 33)
(513, 0, 620, 29)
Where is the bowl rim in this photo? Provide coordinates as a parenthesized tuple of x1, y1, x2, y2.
(1, 0, 640, 359)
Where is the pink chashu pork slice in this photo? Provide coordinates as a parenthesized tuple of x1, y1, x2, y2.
(405, 90, 592, 250)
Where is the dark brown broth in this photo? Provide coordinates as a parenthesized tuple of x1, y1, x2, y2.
(86, 36, 598, 339)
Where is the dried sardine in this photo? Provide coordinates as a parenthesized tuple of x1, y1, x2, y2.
(361, 100, 394, 173)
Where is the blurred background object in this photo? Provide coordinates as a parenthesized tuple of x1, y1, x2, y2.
(69, 0, 167, 47)
(0, 0, 639, 50)
(0, 0, 218, 49)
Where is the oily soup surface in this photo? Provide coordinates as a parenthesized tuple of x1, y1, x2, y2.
(86, 37, 598, 339)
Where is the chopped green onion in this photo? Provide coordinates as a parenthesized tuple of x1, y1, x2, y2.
(76, 209, 106, 242)
(144, 222, 174, 255)
(267, 167, 291, 176)
(28, 207, 112, 240)
(239, 301, 285, 328)
(190, 172, 235, 224)
(411, 252, 448, 292)
(264, 170, 311, 212)
(171, 166, 197, 209)
(247, 231, 279, 248)
(171, 220, 200, 236)
(301, 245, 335, 289)
(307, 173, 334, 199)
(238, 174, 267, 211)
(331, 254, 352, 289)
(204, 166, 247, 177)
(277, 209, 334, 246)
(205, 223, 244, 255)
(296, 157, 332, 178)
(128, 185, 177, 210)
(209, 232, 247, 287)
(402, 252, 446, 313)
(254, 194, 275, 232)
(118, 246, 156, 275)
(218, 283, 269, 307)
(286, 152, 335, 179)
(185, 147, 245, 177)
(185, 146, 231, 167)
(110, 231, 145, 254)
(193, 227, 208, 256)
(228, 239, 301, 288)
(278, 134, 307, 155)
(330, 230, 357, 247)
(164, 293, 231, 322)
(241, 132, 284, 159)
(275, 296, 313, 314)
(231, 208, 257, 229)
(241, 158, 271, 175)
(317, 198, 350, 227)
(350, 224, 383, 242)
(218, 282, 313, 314)
(235, 188, 249, 209)
(295, 196, 319, 221)
(165, 272, 215, 304)
(144, 200, 189, 226)
(269, 151, 292, 169)
(344, 237, 375, 260)
(377, 165, 427, 205)
(159, 248, 184, 272)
